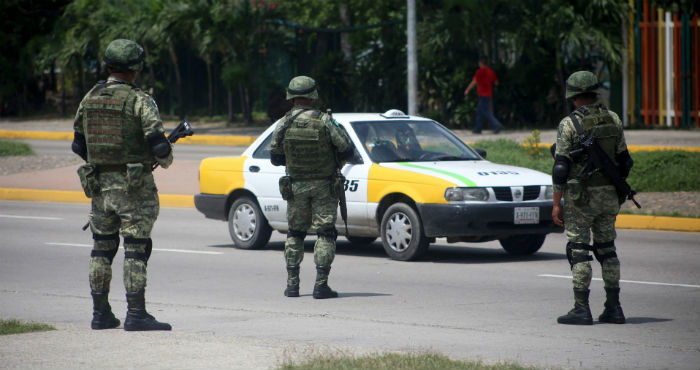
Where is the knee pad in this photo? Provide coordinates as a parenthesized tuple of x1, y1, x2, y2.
(593, 240, 617, 263)
(287, 229, 307, 239)
(91, 233, 120, 263)
(566, 242, 593, 269)
(317, 226, 338, 241)
(124, 237, 152, 265)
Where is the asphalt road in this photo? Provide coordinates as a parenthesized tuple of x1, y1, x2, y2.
(1, 200, 698, 370)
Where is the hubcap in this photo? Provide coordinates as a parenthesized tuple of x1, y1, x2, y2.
(233, 203, 256, 241)
(386, 212, 412, 252)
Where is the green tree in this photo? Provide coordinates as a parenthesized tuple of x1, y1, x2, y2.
(0, 0, 70, 116)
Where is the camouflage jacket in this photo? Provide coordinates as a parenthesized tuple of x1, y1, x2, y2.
(73, 76, 173, 169)
(554, 104, 627, 193)
(270, 105, 352, 179)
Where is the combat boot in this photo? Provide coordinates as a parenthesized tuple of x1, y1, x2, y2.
(312, 265, 338, 299)
(557, 288, 593, 325)
(124, 291, 172, 331)
(284, 265, 300, 297)
(91, 291, 120, 329)
(599, 287, 625, 324)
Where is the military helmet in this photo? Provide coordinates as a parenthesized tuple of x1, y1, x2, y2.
(565, 71, 600, 99)
(286, 75, 318, 100)
(104, 39, 145, 72)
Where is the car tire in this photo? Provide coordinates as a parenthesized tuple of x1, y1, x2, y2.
(380, 203, 429, 261)
(346, 236, 377, 245)
(228, 196, 272, 250)
(498, 234, 546, 255)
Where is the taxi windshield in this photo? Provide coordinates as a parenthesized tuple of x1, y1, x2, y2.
(351, 120, 481, 163)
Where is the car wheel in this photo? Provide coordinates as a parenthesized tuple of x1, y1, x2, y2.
(498, 234, 546, 255)
(380, 203, 429, 261)
(346, 236, 377, 245)
(228, 196, 272, 250)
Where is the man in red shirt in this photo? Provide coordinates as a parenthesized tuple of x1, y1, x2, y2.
(464, 59, 504, 134)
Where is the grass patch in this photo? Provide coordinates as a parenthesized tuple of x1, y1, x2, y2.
(0, 139, 34, 157)
(472, 139, 700, 192)
(626, 150, 700, 192)
(473, 139, 553, 174)
(279, 352, 536, 370)
(0, 319, 56, 335)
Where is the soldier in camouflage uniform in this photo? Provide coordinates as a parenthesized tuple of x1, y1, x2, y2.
(552, 71, 633, 325)
(270, 76, 353, 299)
(72, 39, 173, 331)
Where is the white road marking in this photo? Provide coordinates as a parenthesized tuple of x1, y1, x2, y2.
(538, 274, 700, 288)
(0, 214, 62, 220)
(45, 242, 224, 255)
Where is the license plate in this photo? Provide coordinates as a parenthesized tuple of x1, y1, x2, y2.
(514, 207, 539, 224)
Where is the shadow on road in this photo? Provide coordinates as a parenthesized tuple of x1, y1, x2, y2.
(206, 240, 567, 265)
(624, 317, 673, 324)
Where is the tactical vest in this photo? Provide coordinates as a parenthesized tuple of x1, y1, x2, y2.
(83, 82, 150, 165)
(281, 108, 337, 180)
(569, 105, 620, 187)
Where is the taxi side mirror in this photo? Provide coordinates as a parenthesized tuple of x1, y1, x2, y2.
(475, 148, 487, 159)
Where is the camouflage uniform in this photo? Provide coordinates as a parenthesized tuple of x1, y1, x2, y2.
(555, 106, 626, 290)
(72, 39, 173, 331)
(270, 76, 352, 299)
(554, 71, 629, 325)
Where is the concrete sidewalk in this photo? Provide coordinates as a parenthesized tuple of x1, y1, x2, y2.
(0, 119, 698, 232)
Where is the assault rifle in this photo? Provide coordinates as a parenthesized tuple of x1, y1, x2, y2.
(152, 119, 194, 170)
(328, 109, 349, 235)
(568, 113, 641, 209)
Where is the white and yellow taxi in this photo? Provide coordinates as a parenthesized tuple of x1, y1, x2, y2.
(195, 110, 562, 261)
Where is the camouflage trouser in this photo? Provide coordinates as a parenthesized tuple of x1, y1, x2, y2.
(284, 179, 338, 284)
(564, 185, 620, 289)
(88, 170, 159, 294)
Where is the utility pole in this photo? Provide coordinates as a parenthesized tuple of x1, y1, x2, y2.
(407, 0, 417, 115)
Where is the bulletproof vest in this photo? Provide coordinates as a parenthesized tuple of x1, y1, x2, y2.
(83, 82, 150, 165)
(569, 105, 620, 186)
(281, 108, 337, 180)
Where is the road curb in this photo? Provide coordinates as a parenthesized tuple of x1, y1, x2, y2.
(1, 187, 697, 232)
(533, 142, 700, 153)
(0, 188, 193, 208)
(3, 130, 700, 152)
(0, 130, 257, 146)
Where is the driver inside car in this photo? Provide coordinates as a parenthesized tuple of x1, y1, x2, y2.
(395, 125, 422, 160)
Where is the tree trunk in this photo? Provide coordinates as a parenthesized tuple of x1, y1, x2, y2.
(144, 45, 157, 97)
(60, 71, 66, 116)
(207, 60, 213, 117)
(555, 48, 569, 116)
(339, 4, 352, 61)
(227, 89, 234, 124)
(238, 83, 252, 124)
(78, 58, 86, 96)
(169, 45, 185, 119)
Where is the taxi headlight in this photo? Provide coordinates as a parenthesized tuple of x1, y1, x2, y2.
(544, 185, 553, 200)
(444, 187, 489, 202)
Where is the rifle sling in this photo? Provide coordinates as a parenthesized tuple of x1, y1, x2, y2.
(277, 108, 312, 145)
(568, 111, 641, 208)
